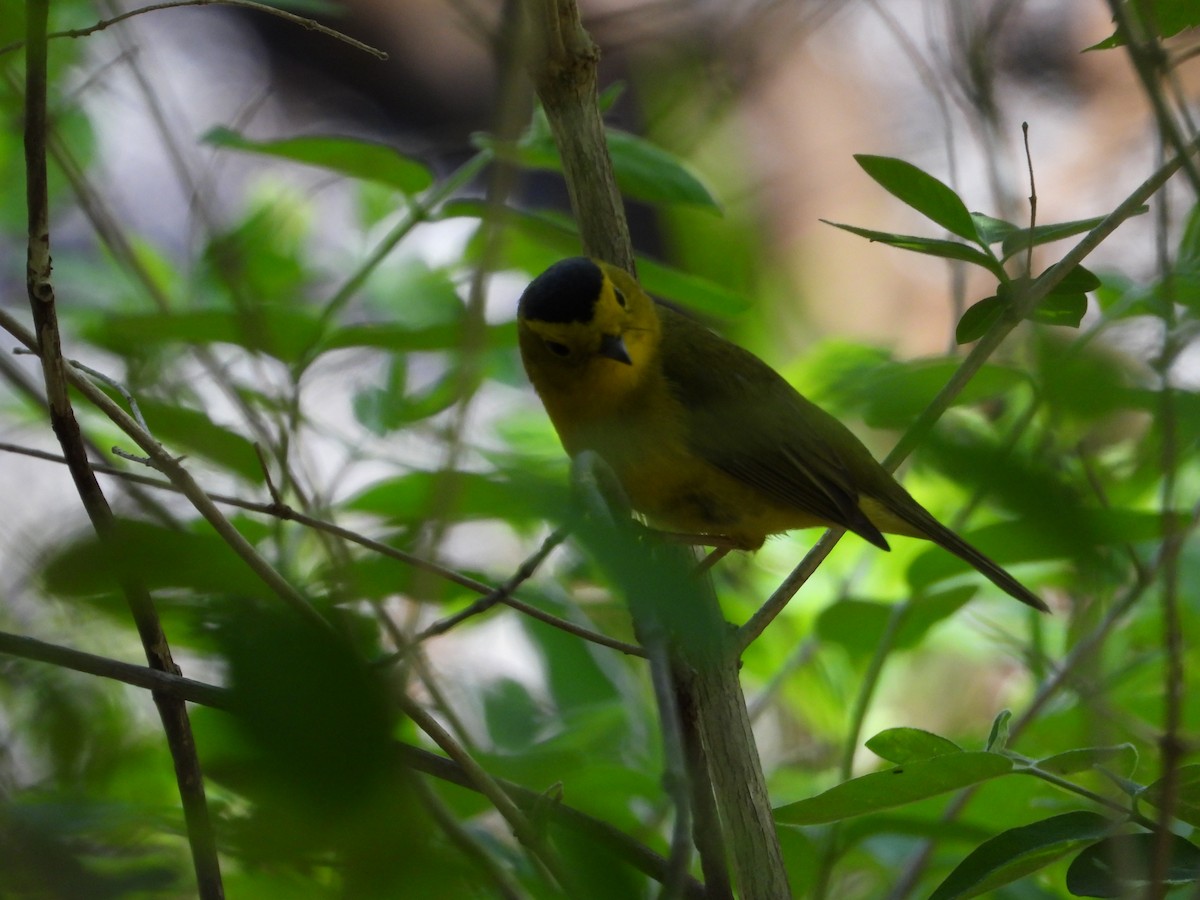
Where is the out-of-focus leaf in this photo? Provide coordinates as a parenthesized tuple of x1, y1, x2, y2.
(487, 122, 719, 210)
(203, 202, 312, 307)
(815, 587, 976, 656)
(1066, 832, 1200, 897)
(865, 728, 962, 764)
(453, 200, 751, 318)
(40, 519, 270, 598)
(136, 399, 263, 483)
(353, 362, 459, 435)
(204, 127, 433, 194)
(638, 256, 753, 317)
(822, 220, 1002, 277)
(0, 798, 181, 898)
(1141, 764, 1200, 827)
(817, 354, 1027, 429)
(83, 308, 324, 363)
(605, 129, 721, 210)
(853, 155, 979, 242)
(774, 752, 1012, 825)
(929, 811, 1114, 900)
(345, 470, 571, 526)
(906, 509, 1173, 591)
(319, 320, 518, 354)
(1036, 333, 1153, 421)
(359, 261, 465, 327)
(1035, 745, 1138, 777)
(208, 602, 431, 894)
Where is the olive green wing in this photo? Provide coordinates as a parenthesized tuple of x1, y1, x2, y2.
(655, 304, 890, 549)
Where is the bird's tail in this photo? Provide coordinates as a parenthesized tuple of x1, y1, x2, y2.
(885, 501, 1048, 613)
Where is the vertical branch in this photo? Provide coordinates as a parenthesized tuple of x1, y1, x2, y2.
(524, 2, 791, 892)
(22, 3, 222, 896)
(665, 553, 793, 898)
(1148, 146, 1185, 900)
(526, 0, 634, 272)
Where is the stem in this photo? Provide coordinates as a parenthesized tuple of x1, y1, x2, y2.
(22, 2, 221, 893)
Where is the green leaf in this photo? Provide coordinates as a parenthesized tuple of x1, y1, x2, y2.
(853, 155, 979, 241)
(352, 364, 459, 435)
(137, 399, 264, 483)
(1031, 291, 1087, 328)
(1035, 745, 1138, 778)
(970, 212, 1020, 246)
(824, 357, 1028, 430)
(319, 321, 518, 355)
(41, 518, 271, 599)
(82, 308, 325, 363)
(488, 123, 719, 210)
(1066, 832, 1200, 897)
(203, 127, 433, 194)
(822, 220, 1002, 277)
(637, 257, 753, 317)
(1048, 263, 1103, 293)
(929, 811, 1114, 900)
(448, 200, 751, 317)
(1088, 0, 1200, 49)
(345, 470, 571, 526)
(815, 588, 975, 656)
(865, 728, 962, 764)
(999, 209, 1147, 260)
(773, 752, 1012, 826)
(984, 709, 1011, 753)
(906, 509, 1171, 591)
(1141, 764, 1200, 827)
(606, 129, 720, 210)
(955, 296, 1005, 344)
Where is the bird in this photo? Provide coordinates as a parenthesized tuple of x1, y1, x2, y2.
(516, 257, 1047, 612)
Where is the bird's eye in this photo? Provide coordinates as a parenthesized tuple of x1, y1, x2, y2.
(545, 340, 570, 357)
(613, 287, 627, 308)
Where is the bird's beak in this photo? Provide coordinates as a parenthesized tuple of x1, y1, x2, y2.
(598, 333, 633, 365)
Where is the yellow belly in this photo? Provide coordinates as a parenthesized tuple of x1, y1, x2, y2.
(537, 361, 923, 550)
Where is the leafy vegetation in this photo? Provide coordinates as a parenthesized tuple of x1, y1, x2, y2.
(0, 1, 1197, 897)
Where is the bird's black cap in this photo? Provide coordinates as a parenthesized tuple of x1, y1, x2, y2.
(518, 257, 603, 324)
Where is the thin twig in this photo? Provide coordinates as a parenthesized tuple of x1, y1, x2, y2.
(0, 627, 703, 896)
(411, 526, 570, 643)
(397, 693, 576, 894)
(644, 633, 693, 900)
(1105, 0, 1200, 195)
(1022, 121, 1036, 277)
(0, 308, 327, 632)
(0, 0, 388, 60)
(0, 440, 645, 657)
(411, 775, 529, 900)
(21, 3, 221, 893)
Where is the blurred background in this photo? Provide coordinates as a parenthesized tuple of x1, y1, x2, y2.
(1, 0, 1197, 896)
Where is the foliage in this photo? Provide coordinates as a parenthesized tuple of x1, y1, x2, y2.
(0, 1, 1197, 898)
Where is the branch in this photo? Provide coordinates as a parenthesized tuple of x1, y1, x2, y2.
(21, 2, 221, 893)
(0, 308, 327, 632)
(0, 0, 388, 61)
(527, 0, 633, 272)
